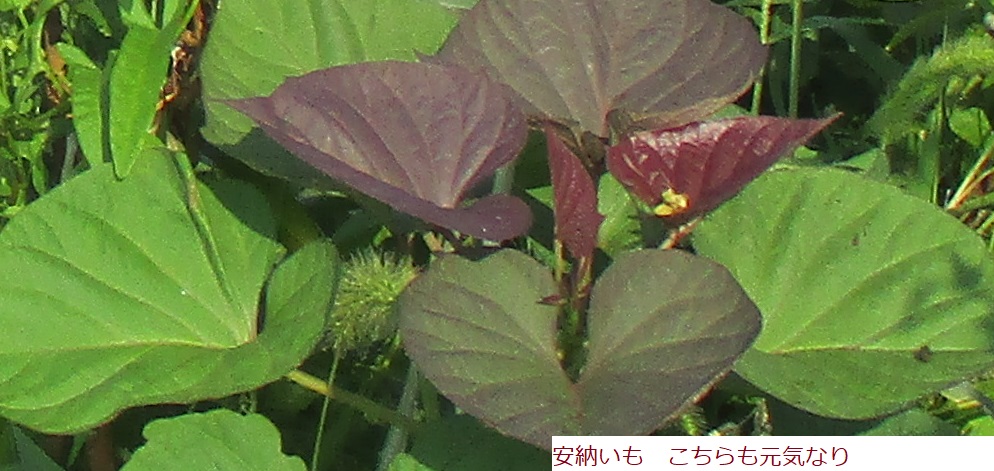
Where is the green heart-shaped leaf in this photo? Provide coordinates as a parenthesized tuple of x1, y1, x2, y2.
(408, 415, 549, 470)
(0, 150, 338, 432)
(694, 167, 994, 418)
(122, 410, 305, 471)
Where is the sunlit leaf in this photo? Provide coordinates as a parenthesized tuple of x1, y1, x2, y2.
(200, 0, 458, 182)
(545, 124, 603, 262)
(229, 61, 531, 240)
(607, 116, 835, 221)
(122, 410, 305, 471)
(434, 0, 766, 136)
(695, 168, 994, 418)
(108, 4, 195, 177)
(0, 150, 337, 432)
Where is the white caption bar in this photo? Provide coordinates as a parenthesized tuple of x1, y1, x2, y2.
(552, 436, 988, 469)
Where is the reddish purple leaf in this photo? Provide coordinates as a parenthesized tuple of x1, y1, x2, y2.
(434, 0, 766, 136)
(545, 124, 604, 262)
(606, 116, 837, 221)
(227, 61, 531, 241)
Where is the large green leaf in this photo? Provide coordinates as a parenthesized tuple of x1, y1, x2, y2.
(199, 0, 458, 182)
(694, 167, 994, 418)
(858, 409, 959, 436)
(0, 421, 63, 471)
(399, 249, 759, 448)
(58, 3, 195, 176)
(0, 150, 338, 432)
(108, 2, 194, 177)
(121, 410, 305, 471)
(408, 415, 549, 471)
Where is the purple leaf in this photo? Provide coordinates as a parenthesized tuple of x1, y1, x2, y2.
(545, 124, 604, 262)
(434, 0, 766, 136)
(577, 249, 761, 435)
(227, 61, 532, 241)
(398, 248, 760, 448)
(606, 116, 837, 221)
(399, 251, 575, 448)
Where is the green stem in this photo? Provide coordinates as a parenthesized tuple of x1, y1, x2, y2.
(956, 190, 994, 215)
(492, 164, 515, 195)
(286, 370, 419, 432)
(376, 363, 420, 471)
(419, 376, 441, 422)
(60, 132, 79, 185)
(946, 134, 994, 211)
(751, 0, 773, 115)
(976, 212, 994, 236)
(789, 0, 803, 118)
(309, 353, 342, 471)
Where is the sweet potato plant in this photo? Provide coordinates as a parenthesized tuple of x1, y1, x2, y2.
(1, 0, 994, 470)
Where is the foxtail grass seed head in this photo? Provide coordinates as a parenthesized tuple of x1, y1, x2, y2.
(325, 249, 417, 353)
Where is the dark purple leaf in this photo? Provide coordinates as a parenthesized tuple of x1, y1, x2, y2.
(606, 116, 837, 221)
(399, 251, 576, 449)
(434, 0, 767, 136)
(399, 248, 760, 448)
(228, 61, 531, 241)
(545, 124, 604, 262)
(577, 249, 761, 435)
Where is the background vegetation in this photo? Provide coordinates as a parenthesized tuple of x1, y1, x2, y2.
(2, 0, 994, 470)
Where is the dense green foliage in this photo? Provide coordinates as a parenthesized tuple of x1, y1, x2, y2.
(2, 0, 994, 470)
